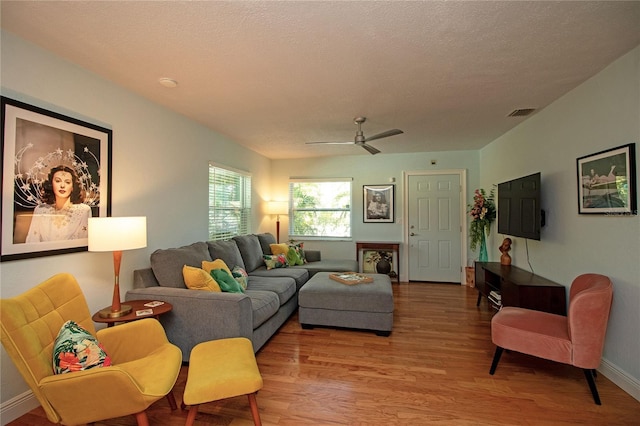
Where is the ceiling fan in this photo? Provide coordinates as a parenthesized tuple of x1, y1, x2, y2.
(306, 117, 403, 155)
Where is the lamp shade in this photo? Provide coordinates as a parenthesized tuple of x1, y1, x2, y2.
(266, 201, 288, 216)
(88, 217, 147, 252)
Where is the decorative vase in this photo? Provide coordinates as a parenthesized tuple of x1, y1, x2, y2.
(479, 233, 488, 262)
(376, 259, 391, 274)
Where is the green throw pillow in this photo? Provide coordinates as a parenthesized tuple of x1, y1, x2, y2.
(289, 241, 307, 264)
(286, 246, 304, 266)
(211, 268, 245, 293)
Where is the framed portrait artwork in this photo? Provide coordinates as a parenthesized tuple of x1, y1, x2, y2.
(576, 143, 637, 215)
(1, 97, 112, 261)
(363, 184, 394, 223)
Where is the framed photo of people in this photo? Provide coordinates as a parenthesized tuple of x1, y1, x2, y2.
(576, 143, 636, 215)
(1, 97, 112, 261)
(363, 184, 394, 223)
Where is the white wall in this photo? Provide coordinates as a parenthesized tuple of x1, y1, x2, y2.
(0, 31, 272, 421)
(271, 150, 480, 263)
(481, 46, 640, 399)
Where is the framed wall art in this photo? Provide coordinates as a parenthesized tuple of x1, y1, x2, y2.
(363, 184, 394, 223)
(1, 97, 112, 261)
(576, 143, 636, 215)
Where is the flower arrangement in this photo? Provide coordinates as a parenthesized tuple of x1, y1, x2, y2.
(468, 188, 496, 251)
(365, 250, 393, 265)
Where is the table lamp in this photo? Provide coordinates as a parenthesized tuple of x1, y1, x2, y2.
(266, 201, 288, 243)
(88, 216, 147, 318)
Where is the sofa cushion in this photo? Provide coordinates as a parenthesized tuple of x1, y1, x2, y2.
(151, 242, 211, 288)
(291, 259, 358, 278)
(233, 234, 265, 272)
(250, 266, 309, 289)
(256, 233, 277, 255)
(206, 240, 245, 270)
(247, 276, 296, 306)
(244, 290, 280, 329)
(182, 265, 221, 292)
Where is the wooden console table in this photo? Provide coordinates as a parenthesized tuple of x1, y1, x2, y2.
(356, 241, 400, 282)
(475, 262, 566, 315)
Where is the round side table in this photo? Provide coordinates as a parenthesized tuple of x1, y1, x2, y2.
(92, 299, 172, 327)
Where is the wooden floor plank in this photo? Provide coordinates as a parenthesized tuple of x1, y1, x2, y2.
(7, 283, 639, 425)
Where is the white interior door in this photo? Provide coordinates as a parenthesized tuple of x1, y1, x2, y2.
(408, 173, 462, 282)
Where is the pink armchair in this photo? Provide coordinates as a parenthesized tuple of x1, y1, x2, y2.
(489, 273, 613, 404)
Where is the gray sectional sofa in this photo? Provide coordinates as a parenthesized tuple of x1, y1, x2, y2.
(126, 233, 357, 361)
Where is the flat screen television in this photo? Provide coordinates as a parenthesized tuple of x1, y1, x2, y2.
(497, 172, 543, 240)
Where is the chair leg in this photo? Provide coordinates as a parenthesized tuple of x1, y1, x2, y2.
(166, 391, 178, 410)
(185, 405, 199, 426)
(134, 411, 150, 426)
(583, 369, 602, 405)
(489, 346, 504, 375)
(248, 392, 262, 426)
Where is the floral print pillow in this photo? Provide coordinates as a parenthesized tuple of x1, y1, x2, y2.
(53, 320, 111, 374)
(263, 254, 289, 270)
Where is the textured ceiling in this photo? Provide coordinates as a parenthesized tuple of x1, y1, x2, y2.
(2, 1, 639, 159)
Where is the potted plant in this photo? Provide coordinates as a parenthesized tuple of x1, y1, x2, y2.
(468, 188, 496, 262)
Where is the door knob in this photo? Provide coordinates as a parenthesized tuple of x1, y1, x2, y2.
(410, 232, 416, 236)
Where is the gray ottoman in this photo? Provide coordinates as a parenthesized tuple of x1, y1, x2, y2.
(298, 272, 394, 336)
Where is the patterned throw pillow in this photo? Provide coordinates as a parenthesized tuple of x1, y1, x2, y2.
(53, 320, 111, 374)
(263, 254, 288, 270)
(231, 265, 249, 290)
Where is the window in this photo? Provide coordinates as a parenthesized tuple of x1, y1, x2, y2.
(208, 163, 251, 240)
(289, 179, 352, 238)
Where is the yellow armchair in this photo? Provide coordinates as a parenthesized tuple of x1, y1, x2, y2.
(1, 273, 182, 425)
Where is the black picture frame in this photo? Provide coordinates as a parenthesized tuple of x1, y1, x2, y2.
(576, 143, 636, 215)
(363, 184, 394, 223)
(1, 97, 112, 261)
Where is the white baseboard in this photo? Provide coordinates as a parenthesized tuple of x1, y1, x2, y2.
(599, 357, 640, 402)
(0, 390, 40, 426)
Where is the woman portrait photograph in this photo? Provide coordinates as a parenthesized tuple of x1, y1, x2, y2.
(1, 97, 111, 260)
(363, 185, 394, 223)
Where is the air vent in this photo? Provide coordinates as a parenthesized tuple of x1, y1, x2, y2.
(508, 108, 536, 117)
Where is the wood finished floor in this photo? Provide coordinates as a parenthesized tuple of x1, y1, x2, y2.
(8, 283, 640, 425)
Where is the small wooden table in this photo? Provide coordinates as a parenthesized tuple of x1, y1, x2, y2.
(92, 299, 172, 327)
(356, 241, 400, 282)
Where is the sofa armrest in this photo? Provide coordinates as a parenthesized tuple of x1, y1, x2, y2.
(125, 287, 253, 361)
(305, 250, 321, 262)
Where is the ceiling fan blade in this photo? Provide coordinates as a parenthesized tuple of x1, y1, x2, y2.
(364, 129, 404, 142)
(306, 141, 354, 145)
(361, 144, 381, 155)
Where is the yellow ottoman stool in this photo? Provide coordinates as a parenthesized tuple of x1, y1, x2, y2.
(183, 337, 263, 426)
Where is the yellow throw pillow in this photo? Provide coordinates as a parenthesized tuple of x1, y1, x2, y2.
(269, 243, 289, 256)
(183, 265, 221, 292)
(202, 259, 232, 277)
